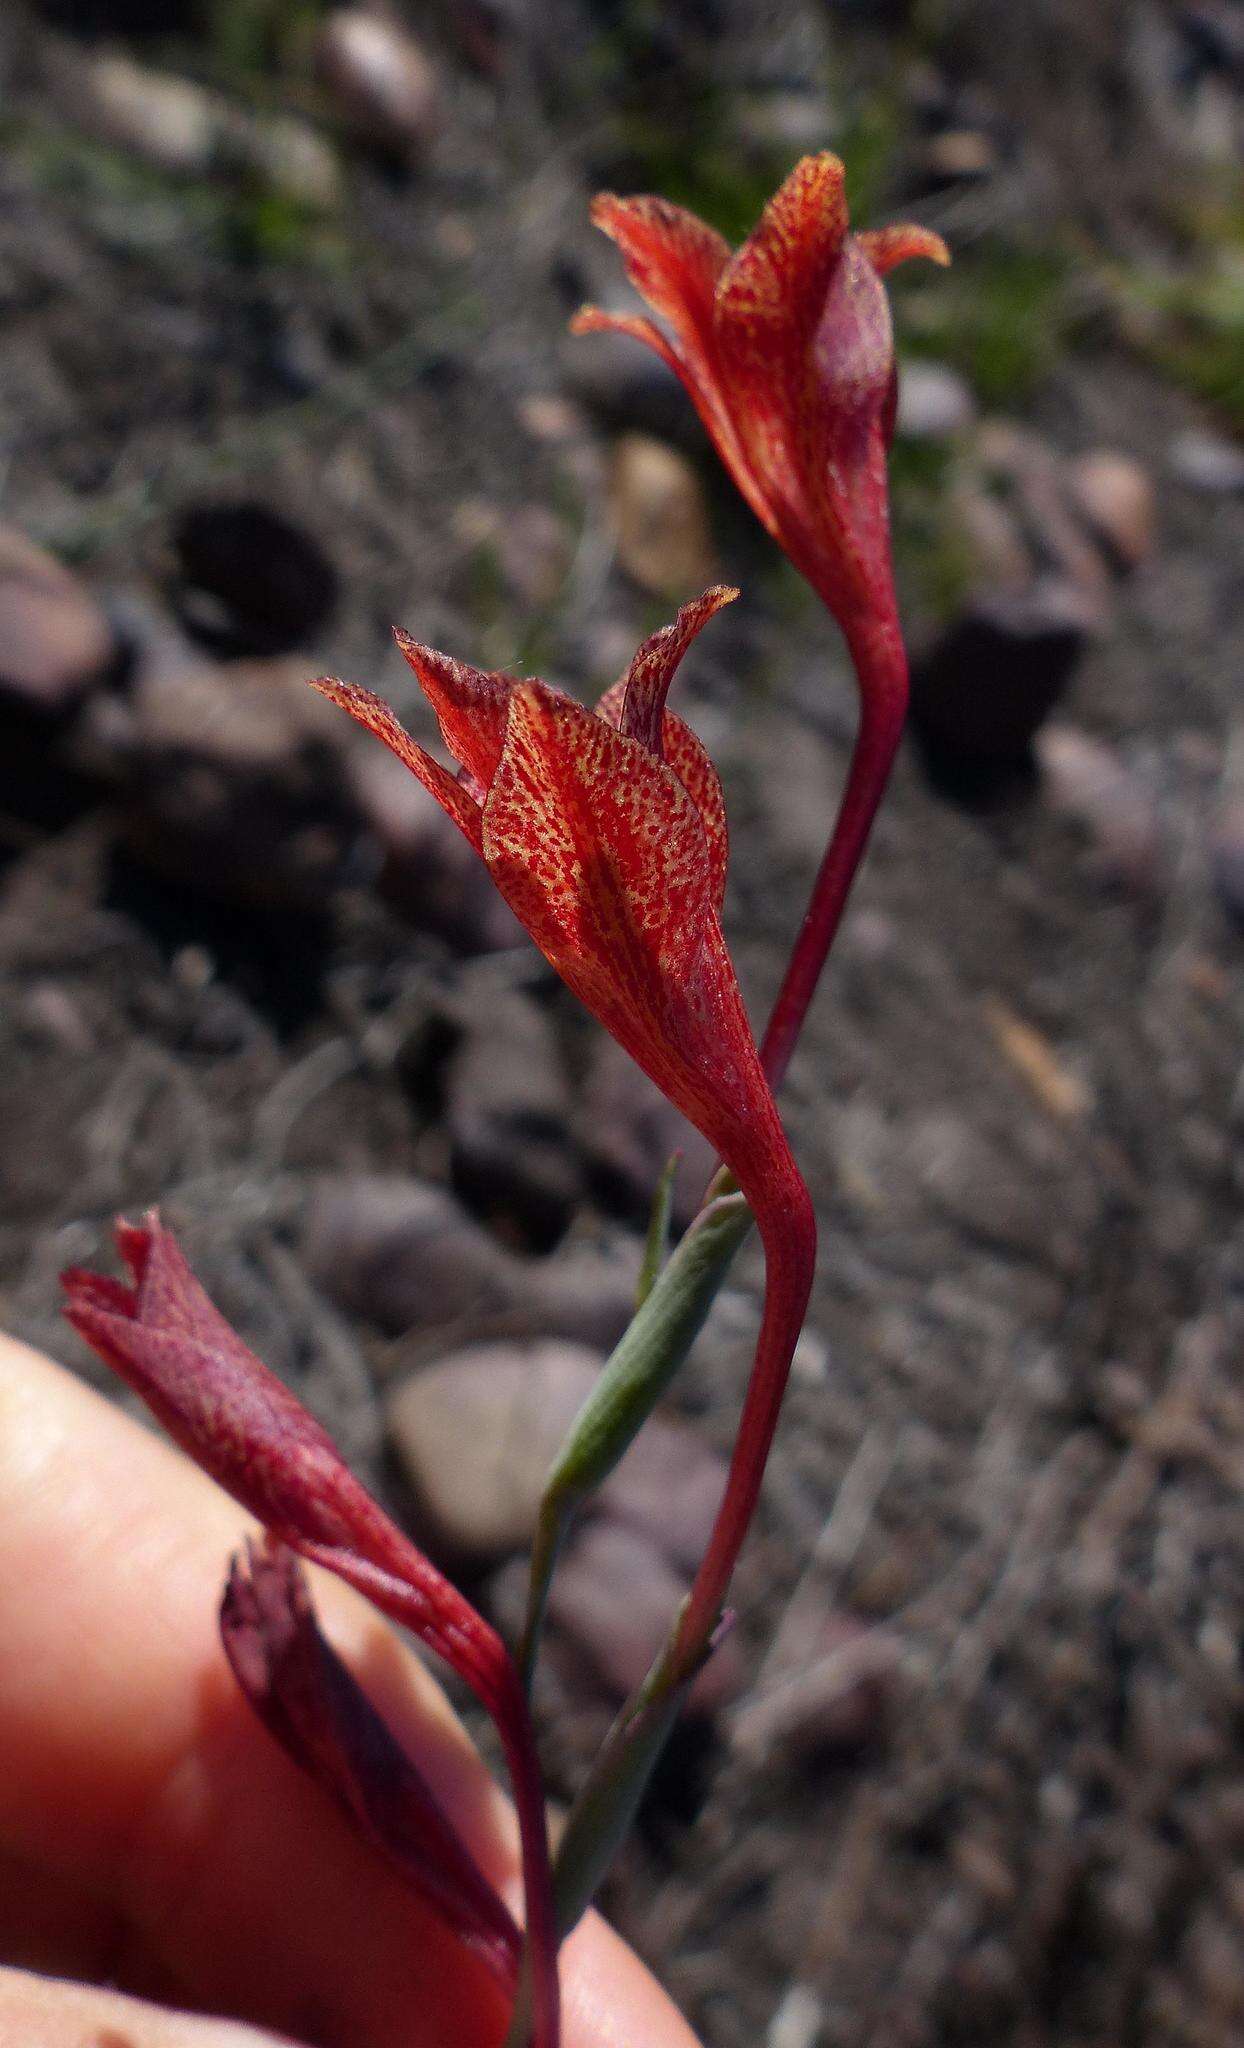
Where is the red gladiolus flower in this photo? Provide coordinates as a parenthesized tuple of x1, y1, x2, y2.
(314, 589, 805, 1228)
(313, 591, 815, 1672)
(62, 1214, 557, 2047)
(573, 153, 949, 1086)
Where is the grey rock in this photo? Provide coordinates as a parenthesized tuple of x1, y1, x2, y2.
(303, 1174, 640, 1350)
(577, 1033, 716, 1229)
(85, 53, 219, 174)
(1038, 724, 1164, 893)
(547, 1519, 743, 1714)
(601, 1413, 726, 1575)
(304, 1176, 521, 1334)
(1169, 428, 1244, 495)
(80, 652, 360, 909)
(895, 359, 976, 442)
(446, 992, 582, 1251)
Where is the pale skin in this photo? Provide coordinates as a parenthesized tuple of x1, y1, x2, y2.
(0, 1332, 704, 2048)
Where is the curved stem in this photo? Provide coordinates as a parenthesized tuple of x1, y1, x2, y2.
(496, 1665, 561, 2048)
(760, 608, 909, 1092)
(313, 1548, 558, 2046)
(669, 1174, 817, 1674)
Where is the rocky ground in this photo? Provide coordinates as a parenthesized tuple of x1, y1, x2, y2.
(2, 2, 1244, 2044)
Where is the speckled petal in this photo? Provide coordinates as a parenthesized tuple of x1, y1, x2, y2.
(714, 153, 849, 364)
(482, 680, 713, 997)
(612, 585, 738, 756)
(393, 631, 516, 791)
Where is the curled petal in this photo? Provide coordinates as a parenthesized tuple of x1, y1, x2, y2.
(857, 223, 951, 277)
(393, 633, 515, 793)
(569, 305, 685, 384)
(64, 1223, 367, 1554)
(310, 677, 484, 850)
(222, 1541, 521, 1988)
(612, 585, 738, 757)
(582, 200, 756, 514)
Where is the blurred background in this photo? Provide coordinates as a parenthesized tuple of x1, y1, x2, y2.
(1, 0, 1243, 2042)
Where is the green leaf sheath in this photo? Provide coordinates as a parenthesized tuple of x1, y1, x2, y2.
(518, 1190, 752, 1689)
(635, 1151, 681, 1309)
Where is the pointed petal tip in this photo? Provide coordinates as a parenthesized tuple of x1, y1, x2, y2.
(587, 190, 632, 235)
(569, 303, 612, 335)
(858, 223, 951, 276)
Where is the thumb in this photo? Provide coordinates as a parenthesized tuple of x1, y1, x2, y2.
(0, 1966, 301, 2047)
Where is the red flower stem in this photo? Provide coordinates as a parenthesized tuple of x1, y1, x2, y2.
(495, 1667, 561, 2048)
(669, 1179, 816, 1675)
(301, 1550, 558, 2047)
(759, 605, 909, 1092)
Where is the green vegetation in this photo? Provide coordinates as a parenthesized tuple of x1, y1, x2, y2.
(1111, 239, 1244, 434)
(889, 438, 974, 624)
(891, 239, 1075, 408)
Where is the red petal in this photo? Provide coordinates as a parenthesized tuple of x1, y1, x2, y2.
(857, 223, 950, 276)
(809, 236, 894, 450)
(482, 684, 781, 1187)
(309, 676, 484, 851)
(661, 711, 728, 909)
(710, 154, 853, 571)
(222, 1541, 521, 1988)
(714, 153, 849, 361)
(482, 680, 713, 994)
(588, 193, 729, 358)
(393, 632, 515, 792)
(612, 586, 738, 756)
(584, 196, 759, 523)
(594, 689, 729, 914)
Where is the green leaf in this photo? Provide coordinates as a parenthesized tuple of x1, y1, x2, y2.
(635, 1151, 681, 1308)
(552, 1612, 732, 1935)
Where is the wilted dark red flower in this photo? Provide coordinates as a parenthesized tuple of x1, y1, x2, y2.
(63, 1214, 558, 2046)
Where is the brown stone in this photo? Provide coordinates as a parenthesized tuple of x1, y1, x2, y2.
(0, 526, 116, 717)
(607, 434, 715, 597)
(315, 9, 440, 163)
(386, 1339, 603, 1558)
